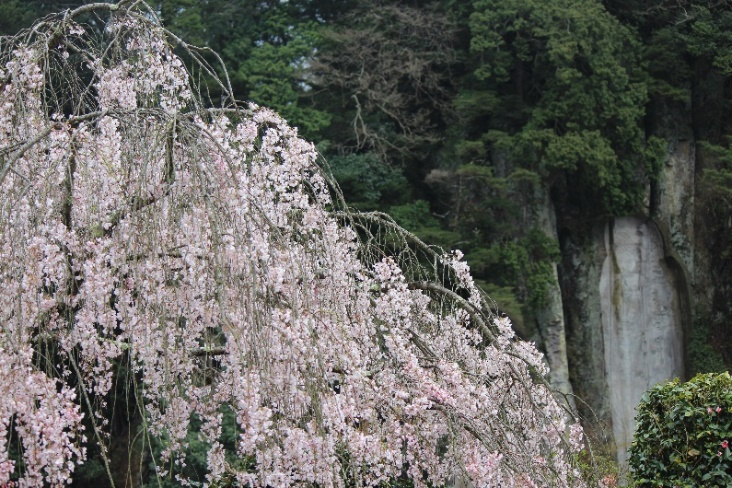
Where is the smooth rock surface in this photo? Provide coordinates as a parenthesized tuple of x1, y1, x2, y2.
(599, 217, 685, 466)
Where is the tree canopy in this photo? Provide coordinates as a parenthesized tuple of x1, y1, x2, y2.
(0, 2, 585, 486)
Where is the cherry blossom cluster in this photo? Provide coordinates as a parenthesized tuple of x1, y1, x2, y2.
(0, 2, 586, 487)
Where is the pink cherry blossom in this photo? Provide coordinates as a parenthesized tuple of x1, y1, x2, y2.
(0, 2, 586, 487)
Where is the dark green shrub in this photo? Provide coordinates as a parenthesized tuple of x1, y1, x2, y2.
(629, 373, 732, 486)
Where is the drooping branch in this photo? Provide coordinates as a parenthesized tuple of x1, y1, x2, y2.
(408, 280, 496, 342)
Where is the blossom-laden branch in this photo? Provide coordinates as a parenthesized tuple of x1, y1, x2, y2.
(0, 2, 587, 487)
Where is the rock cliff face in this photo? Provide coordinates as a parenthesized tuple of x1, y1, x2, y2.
(599, 217, 685, 465)
(560, 116, 696, 465)
(535, 189, 574, 408)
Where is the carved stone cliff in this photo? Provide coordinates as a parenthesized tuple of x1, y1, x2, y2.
(599, 217, 685, 465)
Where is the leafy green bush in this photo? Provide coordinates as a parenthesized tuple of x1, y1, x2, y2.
(629, 373, 732, 486)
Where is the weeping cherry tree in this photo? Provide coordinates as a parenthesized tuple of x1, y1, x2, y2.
(0, 2, 586, 486)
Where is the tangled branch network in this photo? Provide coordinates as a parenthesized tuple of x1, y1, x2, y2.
(0, 2, 586, 486)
